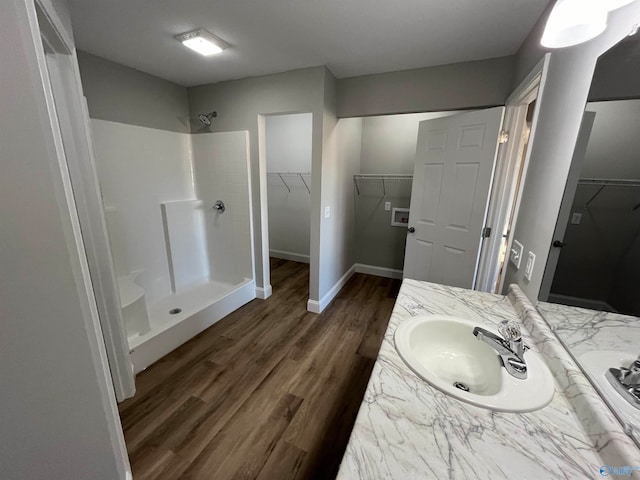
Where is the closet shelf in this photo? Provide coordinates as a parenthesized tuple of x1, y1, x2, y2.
(578, 178, 640, 208)
(353, 174, 413, 196)
(267, 172, 311, 194)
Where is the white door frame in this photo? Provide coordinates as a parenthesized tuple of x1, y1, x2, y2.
(475, 56, 550, 293)
(28, 0, 132, 476)
(36, 3, 135, 401)
(256, 111, 314, 299)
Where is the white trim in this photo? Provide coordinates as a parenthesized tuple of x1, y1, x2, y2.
(45, 58, 136, 401)
(306, 299, 322, 314)
(547, 293, 617, 313)
(256, 284, 273, 299)
(269, 249, 310, 264)
(355, 263, 403, 279)
(476, 57, 547, 294)
(306, 264, 356, 314)
(27, 0, 131, 477)
(499, 55, 551, 295)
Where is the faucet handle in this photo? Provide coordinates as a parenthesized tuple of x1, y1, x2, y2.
(498, 320, 522, 341)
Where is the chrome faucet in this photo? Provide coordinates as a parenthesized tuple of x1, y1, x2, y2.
(606, 357, 640, 409)
(473, 320, 529, 380)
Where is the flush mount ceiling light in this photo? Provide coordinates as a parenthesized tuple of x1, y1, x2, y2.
(541, 0, 608, 48)
(175, 29, 229, 56)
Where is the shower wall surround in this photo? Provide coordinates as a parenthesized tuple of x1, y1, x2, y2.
(191, 131, 253, 283)
(91, 119, 195, 303)
(92, 120, 253, 296)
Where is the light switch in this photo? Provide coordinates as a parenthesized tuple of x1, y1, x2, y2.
(571, 212, 582, 225)
(384, 201, 391, 211)
(524, 251, 536, 281)
(510, 240, 523, 269)
(324, 206, 331, 219)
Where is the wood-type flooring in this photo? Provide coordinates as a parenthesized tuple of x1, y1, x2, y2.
(119, 258, 401, 479)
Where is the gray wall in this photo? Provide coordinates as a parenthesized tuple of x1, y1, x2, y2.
(503, 3, 640, 301)
(188, 67, 326, 300)
(317, 69, 360, 302)
(511, 2, 552, 89)
(590, 36, 640, 101)
(551, 100, 640, 309)
(356, 112, 457, 270)
(359, 112, 460, 173)
(266, 113, 313, 259)
(2, 0, 128, 478)
(336, 56, 515, 118)
(77, 51, 190, 133)
(582, 100, 640, 179)
(610, 232, 640, 314)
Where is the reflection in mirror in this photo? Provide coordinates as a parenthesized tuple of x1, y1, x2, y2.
(546, 34, 640, 316)
(538, 32, 640, 446)
(548, 97, 640, 315)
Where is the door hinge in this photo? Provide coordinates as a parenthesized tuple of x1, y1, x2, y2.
(498, 130, 510, 144)
(482, 227, 492, 238)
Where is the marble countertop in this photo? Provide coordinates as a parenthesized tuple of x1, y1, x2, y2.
(337, 280, 640, 479)
(537, 301, 640, 358)
(537, 301, 640, 446)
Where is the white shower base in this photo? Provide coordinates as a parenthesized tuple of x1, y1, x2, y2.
(128, 278, 255, 373)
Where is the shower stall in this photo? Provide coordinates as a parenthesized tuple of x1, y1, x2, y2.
(91, 119, 255, 373)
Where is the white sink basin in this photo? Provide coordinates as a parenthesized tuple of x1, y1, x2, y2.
(394, 315, 555, 412)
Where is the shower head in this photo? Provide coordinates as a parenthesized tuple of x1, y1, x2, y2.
(198, 111, 217, 126)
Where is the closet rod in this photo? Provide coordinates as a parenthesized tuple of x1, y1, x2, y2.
(353, 174, 413, 196)
(579, 178, 640, 207)
(579, 178, 640, 187)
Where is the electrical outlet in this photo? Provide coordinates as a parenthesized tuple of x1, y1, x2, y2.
(510, 240, 523, 269)
(324, 206, 330, 219)
(524, 251, 536, 281)
(384, 201, 391, 211)
(571, 212, 582, 225)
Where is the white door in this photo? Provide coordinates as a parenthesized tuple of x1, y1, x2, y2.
(403, 107, 504, 288)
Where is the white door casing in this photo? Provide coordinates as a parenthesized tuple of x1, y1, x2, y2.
(403, 107, 505, 288)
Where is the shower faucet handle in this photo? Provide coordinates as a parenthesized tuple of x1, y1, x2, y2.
(213, 200, 226, 213)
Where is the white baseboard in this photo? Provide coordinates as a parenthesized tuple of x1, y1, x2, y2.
(306, 299, 321, 314)
(270, 249, 310, 264)
(548, 293, 617, 312)
(256, 284, 273, 299)
(307, 264, 356, 314)
(355, 263, 403, 279)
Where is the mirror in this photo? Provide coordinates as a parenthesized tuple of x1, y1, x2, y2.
(538, 32, 640, 445)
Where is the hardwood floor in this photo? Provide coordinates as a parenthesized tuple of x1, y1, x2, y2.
(119, 259, 401, 480)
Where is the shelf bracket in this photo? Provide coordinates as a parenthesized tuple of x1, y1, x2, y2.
(277, 173, 291, 193)
(299, 173, 310, 194)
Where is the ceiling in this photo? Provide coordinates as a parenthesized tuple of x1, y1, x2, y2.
(67, 0, 549, 87)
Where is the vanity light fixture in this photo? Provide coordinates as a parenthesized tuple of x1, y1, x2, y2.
(175, 29, 229, 56)
(541, 0, 608, 48)
(605, 0, 637, 11)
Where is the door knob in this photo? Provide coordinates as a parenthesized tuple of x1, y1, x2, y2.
(552, 240, 566, 248)
(408, 227, 415, 233)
